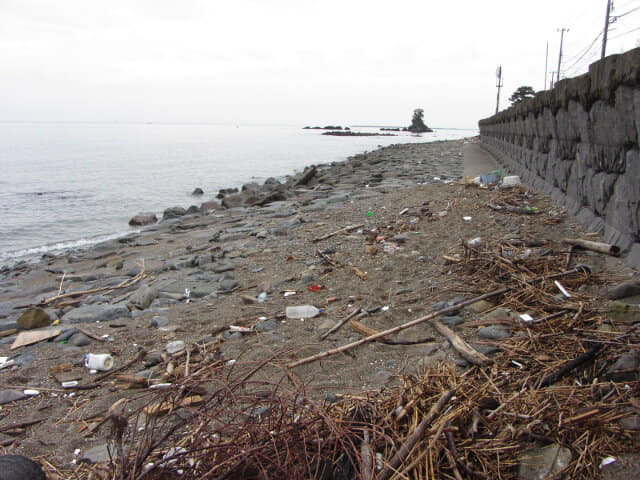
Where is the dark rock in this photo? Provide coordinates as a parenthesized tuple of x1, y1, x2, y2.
(54, 327, 78, 342)
(80, 444, 111, 464)
(216, 187, 238, 198)
(603, 280, 640, 299)
(186, 205, 201, 215)
(439, 315, 464, 328)
(17, 307, 51, 330)
(144, 352, 163, 367)
(0, 455, 46, 480)
(224, 331, 243, 340)
(150, 316, 169, 327)
(0, 390, 27, 405)
(219, 277, 238, 291)
(606, 351, 640, 381)
(255, 320, 277, 332)
(478, 326, 511, 340)
(162, 207, 187, 220)
(127, 286, 158, 310)
(62, 304, 130, 324)
(68, 332, 91, 347)
(201, 200, 221, 213)
(210, 262, 235, 273)
(192, 187, 204, 195)
(128, 212, 157, 227)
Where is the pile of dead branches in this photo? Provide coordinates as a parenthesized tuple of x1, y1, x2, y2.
(50, 237, 638, 480)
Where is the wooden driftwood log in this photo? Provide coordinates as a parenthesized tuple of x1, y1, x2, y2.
(563, 237, 620, 256)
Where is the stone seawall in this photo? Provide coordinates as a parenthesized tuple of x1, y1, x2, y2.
(479, 47, 640, 269)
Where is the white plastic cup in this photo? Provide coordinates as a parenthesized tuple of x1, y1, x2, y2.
(84, 353, 114, 371)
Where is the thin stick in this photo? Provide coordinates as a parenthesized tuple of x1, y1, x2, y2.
(319, 307, 361, 340)
(75, 326, 106, 343)
(57, 271, 66, 296)
(535, 344, 604, 388)
(287, 266, 589, 369)
(378, 390, 455, 480)
(312, 224, 364, 243)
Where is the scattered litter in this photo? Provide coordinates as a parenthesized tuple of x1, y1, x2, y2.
(286, 305, 320, 319)
(229, 325, 252, 333)
(23, 389, 40, 396)
(283, 291, 297, 297)
(84, 353, 114, 371)
(468, 237, 482, 247)
(599, 457, 617, 468)
(463, 216, 472, 221)
(399, 208, 409, 215)
(381, 306, 390, 312)
(554, 280, 572, 298)
(501, 175, 521, 187)
(308, 285, 322, 292)
(520, 313, 534, 322)
(257, 292, 267, 303)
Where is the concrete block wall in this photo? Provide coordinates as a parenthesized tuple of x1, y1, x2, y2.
(479, 47, 640, 269)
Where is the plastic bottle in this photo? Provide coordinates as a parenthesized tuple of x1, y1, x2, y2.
(84, 354, 114, 371)
(285, 305, 321, 319)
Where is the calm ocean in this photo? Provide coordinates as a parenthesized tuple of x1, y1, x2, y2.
(0, 122, 476, 264)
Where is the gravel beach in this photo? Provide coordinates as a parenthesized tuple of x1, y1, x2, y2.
(0, 138, 638, 478)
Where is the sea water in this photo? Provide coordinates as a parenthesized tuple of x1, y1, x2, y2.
(0, 122, 475, 263)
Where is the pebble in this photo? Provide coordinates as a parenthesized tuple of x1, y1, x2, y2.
(255, 320, 277, 332)
(439, 315, 464, 328)
(477, 326, 511, 340)
(150, 316, 170, 328)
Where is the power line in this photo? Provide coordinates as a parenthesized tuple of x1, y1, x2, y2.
(614, 5, 640, 17)
(564, 30, 602, 74)
(608, 25, 640, 39)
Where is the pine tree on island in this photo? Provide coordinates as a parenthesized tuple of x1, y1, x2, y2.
(406, 108, 433, 133)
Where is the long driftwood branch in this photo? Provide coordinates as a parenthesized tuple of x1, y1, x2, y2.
(378, 390, 455, 480)
(287, 266, 590, 369)
(563, 237, 620, 256)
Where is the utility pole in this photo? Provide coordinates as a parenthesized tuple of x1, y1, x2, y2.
(495, 66, 503, 114)
(550, 71, 556, 89)
(601, 0, 612, 58)
(544, 42, 549, 89)
(556, 28, 568, 84)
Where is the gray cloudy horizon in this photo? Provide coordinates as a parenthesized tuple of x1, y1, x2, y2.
(1, 0, 638, 129)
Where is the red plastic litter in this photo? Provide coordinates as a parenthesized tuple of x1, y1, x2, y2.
(308, 285, 323, 292)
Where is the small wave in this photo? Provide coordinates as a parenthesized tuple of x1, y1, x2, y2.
(0, 229, 138, 265)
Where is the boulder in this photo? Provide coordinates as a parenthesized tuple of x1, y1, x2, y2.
(128, 212, 157, 227)
(192, 187, 204, 195)
(162, 207, 187, 220)
(186, 205, 201, 215)
(17, 307, 51, 330)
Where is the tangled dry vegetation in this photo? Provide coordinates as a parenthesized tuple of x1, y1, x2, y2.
(46, 187, 639, 480)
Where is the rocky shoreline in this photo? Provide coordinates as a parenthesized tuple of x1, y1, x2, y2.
(0, 138, 638, 478)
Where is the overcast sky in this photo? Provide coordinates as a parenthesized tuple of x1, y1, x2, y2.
(1, 0, 638, 128)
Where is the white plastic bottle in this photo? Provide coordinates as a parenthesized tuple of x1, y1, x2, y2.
(285, 305, 321, 319)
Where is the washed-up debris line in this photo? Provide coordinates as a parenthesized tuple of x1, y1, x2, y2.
(43, 210, 638, 480)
